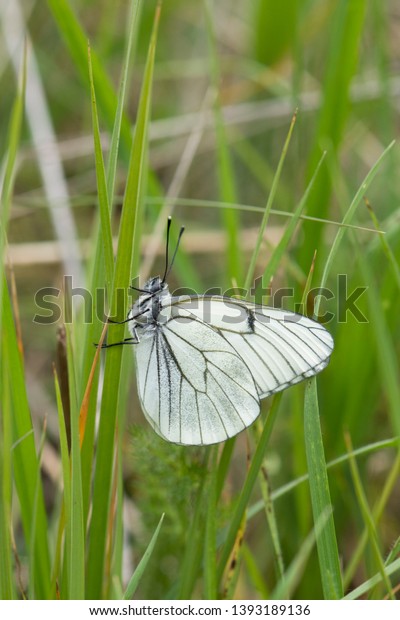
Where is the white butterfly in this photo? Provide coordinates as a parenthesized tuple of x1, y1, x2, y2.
(110, 219, 334, 446)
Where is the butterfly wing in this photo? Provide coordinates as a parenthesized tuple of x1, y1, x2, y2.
(170, 296, 334, 398)
(134, 307, 260, 446)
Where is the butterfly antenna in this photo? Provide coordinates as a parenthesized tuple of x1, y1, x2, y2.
(161, 217, 173, 283)
(162, 218, 185, 283)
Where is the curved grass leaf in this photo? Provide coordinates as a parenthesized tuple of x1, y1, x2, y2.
(86, 3, 162, 598)
(123, 513, 165, 599)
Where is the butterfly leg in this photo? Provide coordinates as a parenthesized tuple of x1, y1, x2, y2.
(95, 336, 139, 349)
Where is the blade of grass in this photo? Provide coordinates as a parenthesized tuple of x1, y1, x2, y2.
(271, 509, 332, 599)
(299, 0, 367, 271)
(344, 449, 400, 588)
(364, 198, 400, 290)
(343, 557, 400, 600)
(243, 110, 297, 295)
(122, 513, 165, 599)
(28, 418, 48, 600)
(47, 0, 132, 158)
(52, 368, 71, 597)
(253, 0, 298, 66)
(216, 439, 236, 499)
(86, 3, 162, 598)
(258, 455, 285, 581)
(303, 379, 343, 599)
(357, 240, 400, 436)
(204, 447, 218, 599)
(2, 280, 51, 599)
(0, 360, 14, 599)
(88, 45, 114, 297)
(106, 0, 142, 201)
(262, 152, 326, 288)
(80, 2, 143, 511)
(344, 432, 394, 599)
(203, 0, 241, 283)
(247, 437, 399, 519)
(0, 44, 26, 603)
(241, 544, 269, 598)
(65, 325, 85, 599)
(301, 142, 396, 600)
(145, 196, 386, 234)
(314, 140, 395, 308)
(177, 451, 210, 599)
(0, 44, 25, 322)
(217, 394, 282, 585)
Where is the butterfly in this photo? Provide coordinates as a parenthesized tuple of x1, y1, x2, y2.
(105, 218, 334, 446)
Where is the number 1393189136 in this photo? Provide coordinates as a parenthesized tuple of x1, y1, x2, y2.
(232, 604, 311, 616)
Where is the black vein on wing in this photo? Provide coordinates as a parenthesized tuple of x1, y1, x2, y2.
(205, 362, 248, 429)
(258, 357, 331, 397)
(155, 332, 162, 431)
(241, 334, 280, 387)
(143, 336, 157, 409)
(160, 334, 172, 436)
(202, 384, 230, 440)
(160, 328, 206, 392)
(271, 317, 332, 359)
(179, 374, 183, 444)
(259, 320, 318, 370)
(256, 312, 330, 361)
(161, 316, 257, 440)
(195, 392, 203, 444)
(160, 326, 207, 444)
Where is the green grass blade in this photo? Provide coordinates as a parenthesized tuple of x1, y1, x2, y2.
(79, 0, 143, 519)
(2, 281, 51, 599)
(365, 200, 400, 290)
(0, 45, 26, 321)
(65, 326, 85, 599)
(177, 459, 209, 599)
(257, 450, 284, 580)
(86, 3, 161, 598)
(217, 394, 282, 584)
(253, 0, 298, 66)
(243, 111, 297, 295)
(271, 509, 331, 600)
(203, 0, 240, 283)
(47, 0, 132, 157)
(357, 246, 400, 435)
(343, 558, 400, 600)
(107, 0, 143, 202)
(204, 447, 218, 599)
(315, 143, 395, 312)
(0, 44, 26, 603)
(303, 380, 343, 599)
(299, 0, 367, 270)
(344, 449, 400, 588)
(241, 545, 269, 598)
(262, 151, 326, 288)
(88, 45, 114, 296)
(344, 432, 394, 599)
(0, 361, 14, 599)
(53, 369, 71, 595)
(122, 513, 165, 599)
(248, 437, 399, 519)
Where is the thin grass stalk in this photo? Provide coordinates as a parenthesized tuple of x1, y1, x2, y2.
(86, 4, 161, 597)
(344, 432, 394, 599)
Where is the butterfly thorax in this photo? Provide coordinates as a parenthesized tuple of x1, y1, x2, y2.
(127, 276, 172, 335)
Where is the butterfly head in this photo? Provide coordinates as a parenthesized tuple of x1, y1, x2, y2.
(143, 275, 166, 294)
(128, 276, 171, 328)
(128, 219, 184, 331)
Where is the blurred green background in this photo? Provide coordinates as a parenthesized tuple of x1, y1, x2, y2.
(1, 0, 400, 600)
